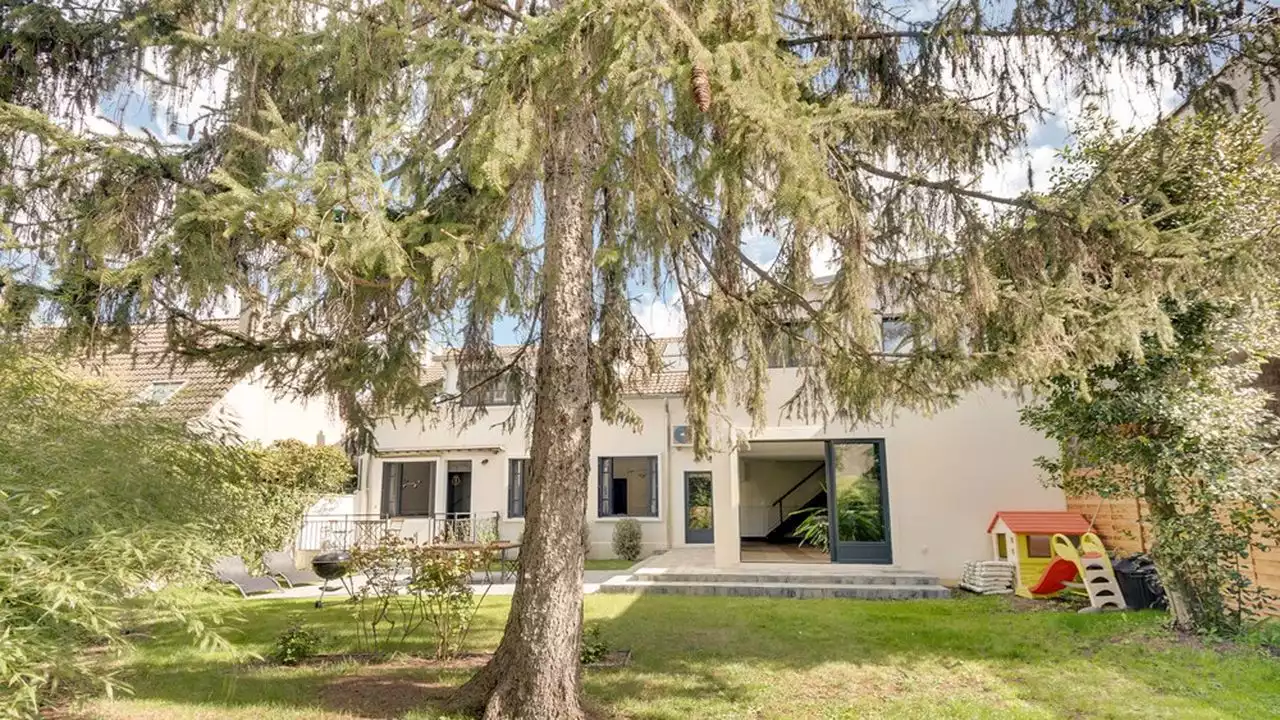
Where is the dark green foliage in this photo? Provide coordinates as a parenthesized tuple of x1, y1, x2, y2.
(1020, 112, 1280, 634)
(611, 519, 643, 562)
(579, 624, 608, 665)
(791, 508, 830, 552)
(2, 1, 1279, 453)
(271, 621, 323, 666)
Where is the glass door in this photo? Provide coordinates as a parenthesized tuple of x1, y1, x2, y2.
(684, 472, 714, 544)
(825, 440, 892, 564)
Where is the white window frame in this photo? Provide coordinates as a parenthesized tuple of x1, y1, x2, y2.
(138, 380, 186, 404)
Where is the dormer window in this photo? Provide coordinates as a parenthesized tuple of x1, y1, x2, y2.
(458, 368, 519, 407)
(766, 322, 814, 368)
(139, 380, 185, 405)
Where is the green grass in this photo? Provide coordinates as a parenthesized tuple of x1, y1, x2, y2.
(584, 558, 637, 571)
(73, 595, 1279, 719)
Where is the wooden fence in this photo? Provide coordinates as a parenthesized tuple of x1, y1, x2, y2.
(1065, 495, 1280, 617)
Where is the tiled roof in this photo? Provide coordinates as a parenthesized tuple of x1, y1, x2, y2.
(622, 370, 688, 396)
(987, 511, 1092, 535)
(67, 319, 247, 420)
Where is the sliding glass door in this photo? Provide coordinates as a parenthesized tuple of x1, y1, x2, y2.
(825, 440, 892, 564)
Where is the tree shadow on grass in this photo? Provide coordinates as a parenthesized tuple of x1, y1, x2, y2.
(114, 659, 474, 719)
(102, 594, 1278, 719)
(586, 593, 1280, 718)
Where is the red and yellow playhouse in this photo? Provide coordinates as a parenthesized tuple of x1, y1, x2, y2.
(987, 511, 1126, 608)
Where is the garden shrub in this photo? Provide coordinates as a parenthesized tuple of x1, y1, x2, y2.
(580, 624, 608, 664)
(348, 539, 488, 658)
(217, 439, 352, 559)
(272, 621, 323, 665)
(611, 518, 643, 561)
(0, 348, 242, 716)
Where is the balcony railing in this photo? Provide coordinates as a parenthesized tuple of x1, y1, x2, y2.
(296, 512, 502, 551)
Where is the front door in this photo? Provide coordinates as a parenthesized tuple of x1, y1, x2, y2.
(825, 440, 892, 564)
(446, 460, 472, 518)
(684, 471, 714, 544)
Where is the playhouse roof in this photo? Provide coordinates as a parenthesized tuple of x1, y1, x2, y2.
(986, 511, 1091, 535)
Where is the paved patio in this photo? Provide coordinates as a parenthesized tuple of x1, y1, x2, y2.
(632, 546, 925, 576)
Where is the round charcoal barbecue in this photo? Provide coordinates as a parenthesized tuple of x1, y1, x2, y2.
(311, 550, 353, 608)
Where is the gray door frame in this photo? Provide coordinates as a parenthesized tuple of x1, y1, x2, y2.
(683, 471, 714, 544)
(825, 439, 892, 564)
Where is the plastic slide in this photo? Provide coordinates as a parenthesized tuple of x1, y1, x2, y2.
(1026, 556, 1079, 595)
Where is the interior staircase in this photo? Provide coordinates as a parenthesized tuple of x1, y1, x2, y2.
(598, 567, 951, 600)
(765, 490, 826, 544)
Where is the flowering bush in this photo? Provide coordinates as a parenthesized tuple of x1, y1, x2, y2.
(348, 538, 488, 657)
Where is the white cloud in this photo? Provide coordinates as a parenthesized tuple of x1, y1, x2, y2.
(633, 296, 685, 338)
(979, 54, 1182, 200)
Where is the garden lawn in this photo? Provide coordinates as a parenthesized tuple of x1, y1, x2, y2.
(73, 594, 1278, 720)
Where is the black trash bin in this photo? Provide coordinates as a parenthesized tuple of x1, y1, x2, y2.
(1112, 554, 1167, 610)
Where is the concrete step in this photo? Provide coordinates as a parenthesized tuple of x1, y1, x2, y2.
(632, 570, 940, 587)
(599, 578, 952, 600)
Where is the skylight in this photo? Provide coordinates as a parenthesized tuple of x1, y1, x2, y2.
(139, 381, 185, 405)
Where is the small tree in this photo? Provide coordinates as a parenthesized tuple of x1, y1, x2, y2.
(1021, 112, 1280, 634)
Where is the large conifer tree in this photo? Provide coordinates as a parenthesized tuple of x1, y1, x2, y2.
(3, 1, 1279, 716)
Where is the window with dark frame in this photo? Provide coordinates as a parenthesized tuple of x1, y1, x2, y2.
(1025, 534, 1052, 558)
(380, 461, 436, 518)
(508, 458, 528, 518)
(880, 316, 912, 355)
(766, 322, 814, 368)
(458, 368, 519, 407)
(597, 456, 659, 518)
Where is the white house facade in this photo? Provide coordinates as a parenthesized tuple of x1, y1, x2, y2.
(357, 340, 1064, 582)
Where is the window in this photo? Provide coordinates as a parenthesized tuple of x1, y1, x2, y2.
(1026, 534, 1052, 558)
(381, 461, 435, 517)
(880, 316, 912, 355)
(996, 533, 1009, 560)
(598, 456, 659, 517)
(508, 458, 528, 518)
(458, 368, 518, 406)
(766, 323, 814, 368)
(138, 380, 185, 404)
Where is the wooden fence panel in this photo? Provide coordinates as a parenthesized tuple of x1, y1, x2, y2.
(1066, 496, 1279, 617)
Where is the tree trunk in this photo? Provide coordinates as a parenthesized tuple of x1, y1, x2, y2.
(1142, 482, 1197, 631)
(449, 95, 595, 718)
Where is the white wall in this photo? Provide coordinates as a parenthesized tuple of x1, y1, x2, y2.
(207, 372, 346, 446)
(364, 400, 675, 557)
(662, 372, 1063, 580)
(364, 365, 1063, 576)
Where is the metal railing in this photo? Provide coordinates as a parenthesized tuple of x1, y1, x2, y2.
(296, 512, 502, 552)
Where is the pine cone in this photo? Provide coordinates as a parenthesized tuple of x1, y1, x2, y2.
(691, 65, 711, 113)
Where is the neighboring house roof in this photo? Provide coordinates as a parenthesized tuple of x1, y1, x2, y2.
(987, 511, 1091, 535)
(69, 318, 247, 420)
(428, 339, 690, 398)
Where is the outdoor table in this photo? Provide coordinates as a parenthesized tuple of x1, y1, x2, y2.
(431, 541, 521, 583)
